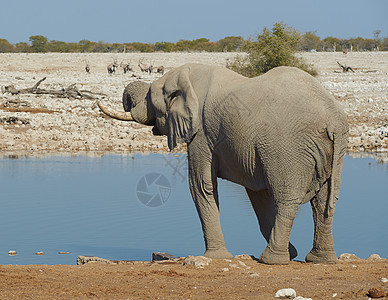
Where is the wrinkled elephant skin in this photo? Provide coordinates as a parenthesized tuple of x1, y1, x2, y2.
(98, 64, 348, 264)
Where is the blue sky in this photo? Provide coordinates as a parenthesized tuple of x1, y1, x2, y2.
(1, 0, 387, 44)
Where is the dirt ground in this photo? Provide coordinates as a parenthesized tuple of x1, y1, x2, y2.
(0, 256, 387, 299)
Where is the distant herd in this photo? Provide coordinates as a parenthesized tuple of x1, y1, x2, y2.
(85, 58, 164, 75)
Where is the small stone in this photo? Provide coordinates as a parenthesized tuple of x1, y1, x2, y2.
(34, 252, 44, 255)
(274, 288, 296, 299)
(367, 287, 385, 298)
(338, 253, 361, 261)
(77, 256, 113, 265)
(152, 252, 175, 261)
(295, 297, 312, 300)
(234, 254, 254, 260)
(381, 278, 388, 283)
(221, 268, 229, 272)
(250, 272, 259, 277)
(238, 260, 247, 267)
(58, 251, 71, 255)
(8, 250, 17, 256)
(183, 256, 212, 268)
(332, 293, 337, 297)
(368, 254, 382, 261)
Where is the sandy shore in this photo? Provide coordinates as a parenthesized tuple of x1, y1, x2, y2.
(0, 255, 387, 299)
(0, 52, 387, 157)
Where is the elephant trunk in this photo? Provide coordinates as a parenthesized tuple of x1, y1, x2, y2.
(97, 101, 134, 121)
(97, 81, 154, 125)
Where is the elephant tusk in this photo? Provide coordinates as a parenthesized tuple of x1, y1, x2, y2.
(97, 100, 134, 121)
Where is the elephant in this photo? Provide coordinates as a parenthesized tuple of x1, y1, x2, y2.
(97, 63, 348, 265)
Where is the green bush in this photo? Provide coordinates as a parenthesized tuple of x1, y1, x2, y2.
(227, 23, 317, 77)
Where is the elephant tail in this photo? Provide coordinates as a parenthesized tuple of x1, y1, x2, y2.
(325, 128, 343, 218)
(326, 138, 336, 217)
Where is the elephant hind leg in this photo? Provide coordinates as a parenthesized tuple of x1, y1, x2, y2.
(305, 181, 337, 264)
(246, 188, 298, 262)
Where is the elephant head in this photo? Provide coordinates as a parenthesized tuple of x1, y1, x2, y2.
(98, 65, 201, 150)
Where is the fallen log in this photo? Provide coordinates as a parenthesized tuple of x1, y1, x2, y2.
(1, 77, 106, 100)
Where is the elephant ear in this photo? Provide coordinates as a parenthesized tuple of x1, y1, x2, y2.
(166, 69, 200, 151)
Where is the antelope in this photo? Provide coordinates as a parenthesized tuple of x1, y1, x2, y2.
(138, 58, 149, 73)
(120, 61, 133, 74)
(155, 65, 164, 75)
(107, 58, 118, 74)
(85, 60, 90, 73)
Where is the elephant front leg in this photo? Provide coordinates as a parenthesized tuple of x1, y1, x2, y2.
(188, 153, 232, 259)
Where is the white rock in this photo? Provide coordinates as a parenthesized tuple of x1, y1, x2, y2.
(237, 260, 247, 267)
(338, 253, 361, 261)
(367, 254, 382, 260)
(274, 288, 296, 299)
(221, 268, 229, 272)
(234, 254, 254, 260)
(295, 297, 312, 300)
(381, 278, 388, 283)
(183, 256, 212, 268)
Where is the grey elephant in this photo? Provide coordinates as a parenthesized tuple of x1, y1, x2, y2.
(97, 64, 348, 265)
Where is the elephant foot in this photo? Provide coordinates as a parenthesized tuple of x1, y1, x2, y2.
(305, 249, 337, 264)
(204, 248, 233, 259)
(259, 246, 290, 265)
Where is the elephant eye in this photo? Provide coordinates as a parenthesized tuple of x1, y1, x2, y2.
(169, 90, 180, 101)
(167, 90, 181, 111)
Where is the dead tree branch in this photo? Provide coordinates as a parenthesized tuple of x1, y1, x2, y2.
(337, 61, 355, 73)
(2, 77, 106, 100)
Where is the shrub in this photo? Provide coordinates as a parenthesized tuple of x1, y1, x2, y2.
(227, 23, 317, 77)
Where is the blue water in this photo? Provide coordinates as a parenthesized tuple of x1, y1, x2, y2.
(0, 153, 386, 265)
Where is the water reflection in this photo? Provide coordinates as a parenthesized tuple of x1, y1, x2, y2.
(0, 153, 386, 265)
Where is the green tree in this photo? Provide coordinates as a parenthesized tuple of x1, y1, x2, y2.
(321, 37, 341, 51)
(216, 36, 245, 52)
(381, 37, 388, 51)
(175, 39, 193, 51)
(47, 40, 70, 52)
(228, 22, 317, 77)
(29, 35, 48, 52)
(79, 39, 97, 52)
(93, 41, 111, 52)
(0, 38, 14, 52)
(15, 42, 30, 52)
(298, 31, 320, 51)
(154, 41, 176, 52)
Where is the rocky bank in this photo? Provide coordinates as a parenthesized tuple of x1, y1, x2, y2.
(0, 52, 387, 157)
